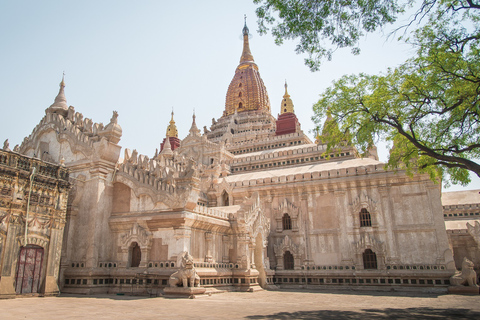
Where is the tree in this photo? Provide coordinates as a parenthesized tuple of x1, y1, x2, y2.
(254, 0, 480, 71)
(312, 3, 480, 185)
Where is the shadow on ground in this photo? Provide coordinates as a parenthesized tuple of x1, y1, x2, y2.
(270, 287, 447, 298)
(59, 287, 447, 300)
(245, 308, 480, 319)
(59, 293, 157, 300)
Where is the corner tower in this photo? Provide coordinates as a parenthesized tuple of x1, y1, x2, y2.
(275, 81, 300, 136)
(160, 111, 181, 151)
(223, 19, 271, 116)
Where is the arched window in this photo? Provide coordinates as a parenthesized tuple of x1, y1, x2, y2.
(239, 83, 242, 87)
(282, 213, 292, 230)
(363, 249, 377, 269)
(238, 92, 242, 97)
(284, 251, 294, 270)
(222, 191, 229, 206)
(130, 242, 141, 267)
(238, 102, 243, 109)
(359, 208, 372, 227)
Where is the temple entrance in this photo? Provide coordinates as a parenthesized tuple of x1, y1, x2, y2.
(130, 242, 141, 267)
(283, 251, 294, 270)
(221, 191, 229, 206)
(15, 245, 44, 294)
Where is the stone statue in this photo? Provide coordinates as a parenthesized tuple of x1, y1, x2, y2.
(450, 257, 478, 287)
(169, 251, 200, 288)
(3, 139, 10, 151)
(67, 106, 75, 122)
(110, 111, 119, 124)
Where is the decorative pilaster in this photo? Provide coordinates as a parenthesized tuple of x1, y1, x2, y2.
(173, 227, 192, 258)
(204, 232, 213, 263)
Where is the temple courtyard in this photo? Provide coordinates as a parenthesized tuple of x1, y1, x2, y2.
(1, 289, 480, 319)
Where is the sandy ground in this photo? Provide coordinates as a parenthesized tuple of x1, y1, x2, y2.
(1, 289, 480, 319)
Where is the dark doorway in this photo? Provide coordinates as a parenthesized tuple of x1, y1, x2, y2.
(15, 245, 44, 294)
(283, 251, 294, 270)
(222, 191, 229, 206)
(363, 249, 378, 269)
(131, 242, 141, 267)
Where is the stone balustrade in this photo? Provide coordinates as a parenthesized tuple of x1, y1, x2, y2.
(0, 149, 69, 181)
(194, 205, 229, 220)
(230, 163, 386, 187)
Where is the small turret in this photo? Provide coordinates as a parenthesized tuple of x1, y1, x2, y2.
(280, 81, 294, 114)
(276, 81, 300, 136)
(166, 111, 179, 138)
(160, 132, 174, 158)
(161, 110, 181, 151)
(188, 112, 201, 137)
(46, 74, 68, 117)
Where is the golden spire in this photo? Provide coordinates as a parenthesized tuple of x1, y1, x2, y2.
(224, 18, 271, 116)
(166, 110, 178, 138)
(280, 80, 294, 114)
(240, 15, 254, 65)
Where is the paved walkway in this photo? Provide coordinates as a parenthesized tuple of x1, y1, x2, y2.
(1, 289, 480, 319)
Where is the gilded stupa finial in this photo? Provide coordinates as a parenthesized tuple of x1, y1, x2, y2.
(166, 109, 178, 138)
(280, 80, 294, 114)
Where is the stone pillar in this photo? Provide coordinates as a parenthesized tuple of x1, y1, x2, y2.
(173, 227, 191, 259)
(376, 252, 386, 270)
(204, 232, 213, 262)
(249, 242, 256, 269)
(222, 235, 230, 263)
(275, 216, 282, 233)
(236, 233, 250, 269)
(293, 252, 302, 270)
(275, 252, 284, 270)
(301, 190, 313, 265)
(334, 189, 351, 264)
(84, 167, 114, 268)
(44, 226, 64, 295)
(0, 223, 21, 296)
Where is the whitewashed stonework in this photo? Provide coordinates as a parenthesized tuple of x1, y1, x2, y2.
(442, 189, 480, 281)
(2, 23, 460, 295)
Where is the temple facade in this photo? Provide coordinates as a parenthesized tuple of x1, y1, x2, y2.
(1, 22, 465, 296)
(0, 147, 70, 297)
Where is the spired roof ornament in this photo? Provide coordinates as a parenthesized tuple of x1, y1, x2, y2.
(224, 17, 271, 117)
(280, 81, 294, 114)
(166, 110, 178, 138)
(46, 73, 68, 116)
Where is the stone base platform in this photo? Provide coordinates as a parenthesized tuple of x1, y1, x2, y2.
(163, 286, 206, 298)
(448, 286, 479, 295)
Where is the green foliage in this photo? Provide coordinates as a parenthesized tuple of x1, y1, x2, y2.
(312, 3, 480, 185)
(254, 0, 405, 71)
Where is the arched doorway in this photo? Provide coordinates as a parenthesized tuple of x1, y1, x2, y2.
(130, 242, 141, 267)
(283, 251, 294, 270)
(363, 249, 377, 269)
(15, 245, 44, 294)
(221, 191, 229, 206)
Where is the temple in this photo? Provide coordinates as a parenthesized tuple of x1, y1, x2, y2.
(1, 21, 478, 297)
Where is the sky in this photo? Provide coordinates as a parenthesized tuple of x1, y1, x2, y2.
(0, 0, 478, 192)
